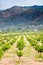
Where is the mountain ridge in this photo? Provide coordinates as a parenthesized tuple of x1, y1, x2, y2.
(0, 5, 43, 32)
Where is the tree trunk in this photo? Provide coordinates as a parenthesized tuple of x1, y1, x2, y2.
(19, 57, 20, 60)
(39, 52, 41, 58)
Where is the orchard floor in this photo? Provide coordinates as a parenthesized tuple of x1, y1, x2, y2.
(0, 57, 43, 65)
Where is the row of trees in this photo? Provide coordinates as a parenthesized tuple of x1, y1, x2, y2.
(16, 36, 25, 60)
(0, 35, 18, 60)
(26, 35, 43, 58)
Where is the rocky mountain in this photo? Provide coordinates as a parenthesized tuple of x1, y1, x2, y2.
(0, 5, 43, 32)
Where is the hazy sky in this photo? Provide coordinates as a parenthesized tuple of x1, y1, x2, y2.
(0, 0, 43, 10)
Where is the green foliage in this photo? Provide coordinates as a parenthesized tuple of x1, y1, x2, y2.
(16, 36, 25, 60)
(26, 36, 37, 46)
(35, 44, 43, 53)
(0, 49, 4, 60)
(0, 34, 17, 60)
(41, 39, 43, 44)
(17, 36, 25, 50)
(17, 50, 23, 60)
(0, 33, 43, 61)
(0, 42, 3, 46)
(27, 33, 43, 59)
(2, 43, 11, 52)
(17, 41, 25, 50)
(10, 37, 17, 45)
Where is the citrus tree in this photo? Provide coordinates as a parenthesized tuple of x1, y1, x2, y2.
(16, 36, 25, 60)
